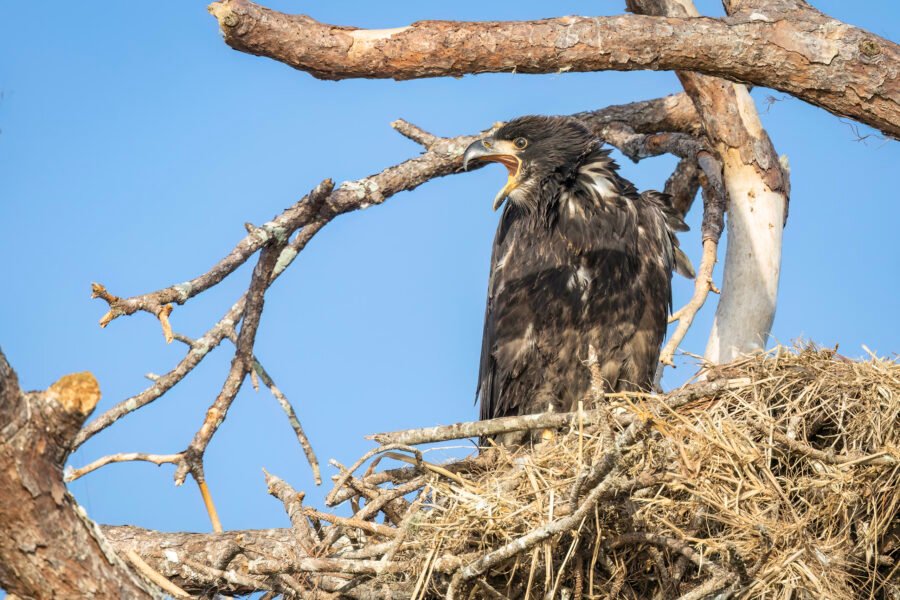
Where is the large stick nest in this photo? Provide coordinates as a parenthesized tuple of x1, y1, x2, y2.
(297, 346, 899, 599)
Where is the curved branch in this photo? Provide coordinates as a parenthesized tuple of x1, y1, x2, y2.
(659, 238, 719, 366)
(209, 0, 900, 137)
(72, 299, 242, 450)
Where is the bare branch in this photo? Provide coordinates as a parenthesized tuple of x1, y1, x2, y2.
(208, 0, 900, 137)
(65, 452, 183, 482)
(369, 408, 615, 446)
(252, 358, 321, 485)
(660, 238, 719, 366)
(73, 298, 242, 450)
(575, 92, 700, 136)
(175, 240, 285, 486)
(326, 444, 425, 506)
(600, 123, 707, 162)
(263, 470, 320, 552)
(301, 507, 399, 539)
(91, 179, 334, 329)
(391, 119, 439, 148)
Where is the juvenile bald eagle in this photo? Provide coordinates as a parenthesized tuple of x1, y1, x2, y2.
(464, 116, 693, 430)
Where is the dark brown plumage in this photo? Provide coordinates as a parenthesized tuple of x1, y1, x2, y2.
(463, 116, 693, 432)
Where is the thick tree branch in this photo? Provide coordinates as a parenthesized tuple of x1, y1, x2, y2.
(209, 0, 900, 137)
(575, 92, 700, 136)
(0, 350, 160, 599)
(102, 525, 296, 596)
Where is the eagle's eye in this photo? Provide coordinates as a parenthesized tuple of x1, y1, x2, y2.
(514, 137, 528, 150)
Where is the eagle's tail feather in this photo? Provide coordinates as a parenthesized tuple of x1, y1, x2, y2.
(675, 247, 696, 279)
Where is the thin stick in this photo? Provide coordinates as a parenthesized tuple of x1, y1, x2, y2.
(252, 358, 321, 484)
(181, 559, 269, 591)
(660, 238, 719, 365)
(263, 470, 319, 552)
(605, 532, 729, 578)
(326, 444, 425, 506)
(370, 409, 614, 446)
(197, 480, 223, 533)
(372, 378, 747, 447)
(578, 400, 584, 468)
(675, 573, 732, 600)
(65, 452, 182, 482)
(73, 299, 242, 450)
(475, 579, 512, 600)
(747, 417, 896, 466)
(302, 507, 398, 538)
(524, 548, 539, 600)
(383, 452, 468, 487)
(125, 549, 193, 599)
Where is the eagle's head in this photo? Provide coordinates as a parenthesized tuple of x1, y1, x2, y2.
(463, 116, 599, 211)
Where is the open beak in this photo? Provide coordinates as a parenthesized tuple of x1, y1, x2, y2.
(463, 137, 523, 210)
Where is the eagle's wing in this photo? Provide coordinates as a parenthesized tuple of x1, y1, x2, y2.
(478, 174, 693, 419)
(640, 190, 695, 280)
(476, 206, 515, 422)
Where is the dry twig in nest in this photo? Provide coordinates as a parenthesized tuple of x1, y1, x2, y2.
(206, 346, 896, 599)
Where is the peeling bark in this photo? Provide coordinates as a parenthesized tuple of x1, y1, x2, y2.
(700, 87, 787, 361)
(0, 350, 158, 599)
(209, 0, 900, 137)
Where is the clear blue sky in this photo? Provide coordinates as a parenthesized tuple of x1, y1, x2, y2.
(0, 1, 897, 542)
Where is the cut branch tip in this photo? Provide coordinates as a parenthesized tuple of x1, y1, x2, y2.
(391, 119, 438, 148)
(157, 304, 174, 344)
(48, 372, 101, 417)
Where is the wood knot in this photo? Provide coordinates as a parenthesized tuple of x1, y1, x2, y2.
(47, 372, 100, 416)
(208, 1, 242, 28)
(858, 39, 881, 58)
